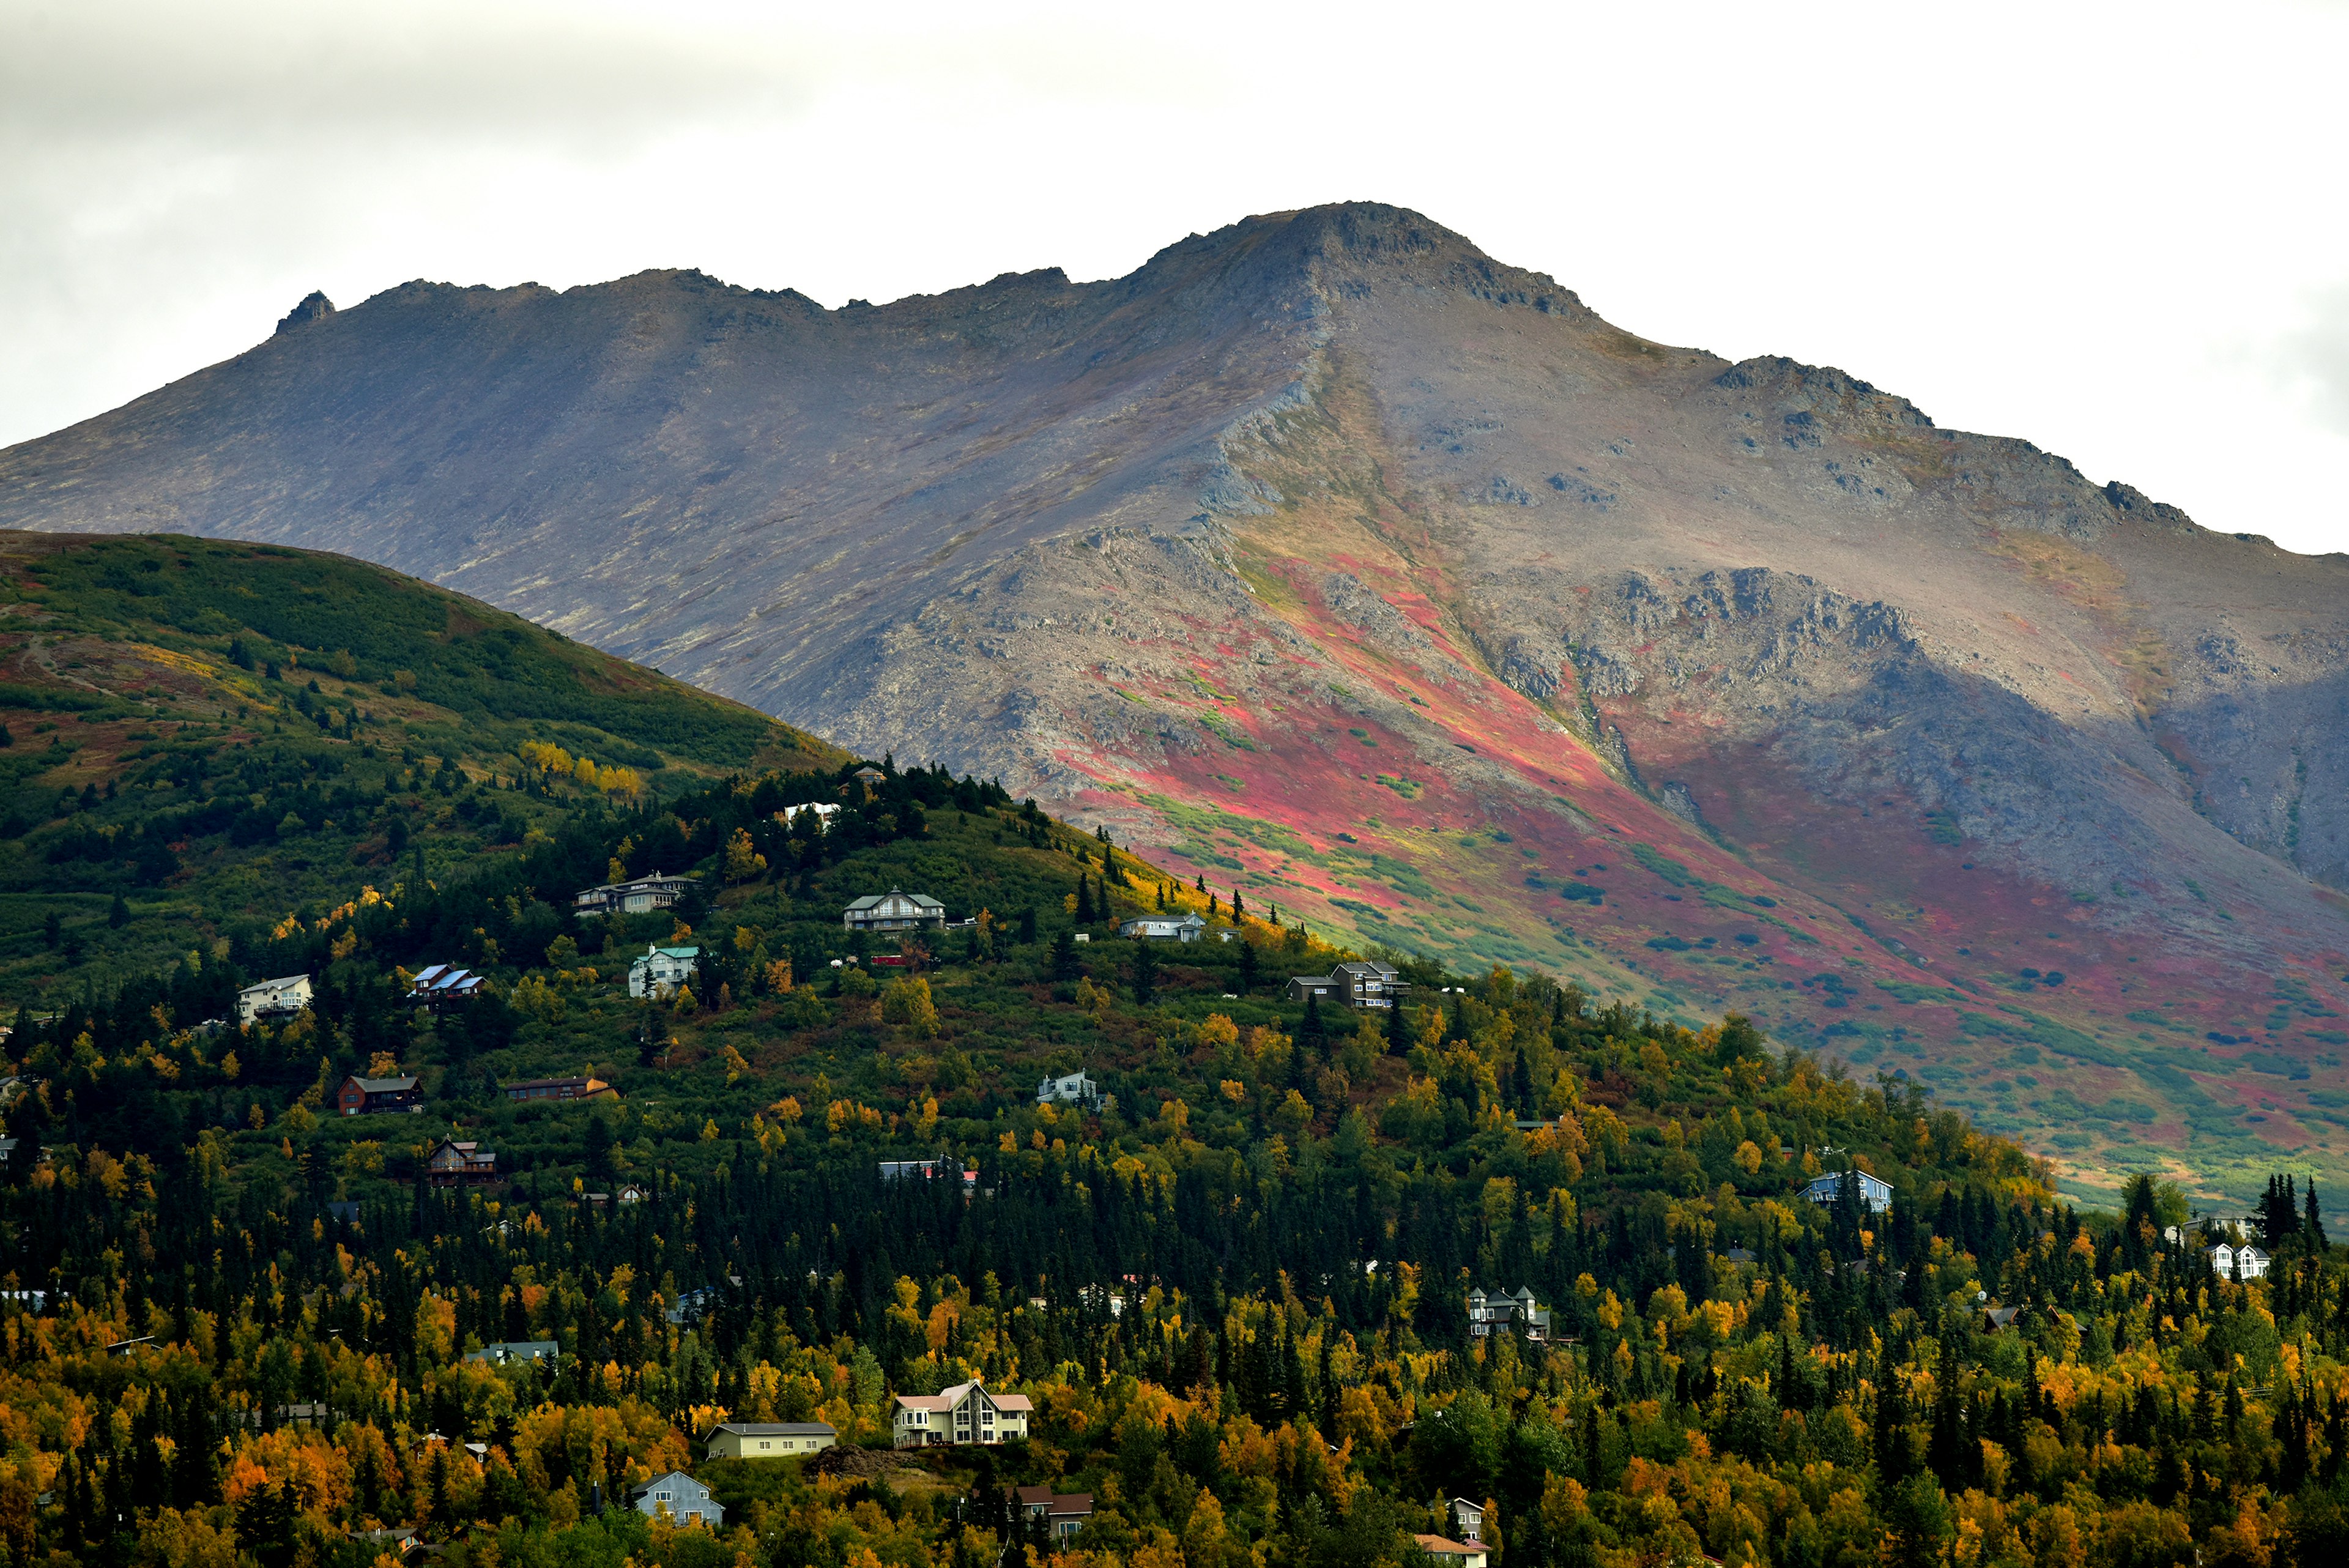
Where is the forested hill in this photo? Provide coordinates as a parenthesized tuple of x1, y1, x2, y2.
(0, 529, 840, 1002)
(1, 654, 2345, 1566)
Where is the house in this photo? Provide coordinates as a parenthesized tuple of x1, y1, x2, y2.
(1283, 959, 1407, 1010)
(407, 965, 486, 1010)
(1982, 1306, 2024, 1331)
(891, 1380, 1033, 1447)
(1450, 1498, 1486, 1542)
(1801, 1170, 1894, 1215)
(501, 1074, 617, 1104)
(777, 803, 839, 830)
(1467, 1286, 1551, 1342)
(843, 888, 946, 933)
(851, 766, 886, 795)
(2210, 1243, 2271, 1280)
(705, 1421, 837, 1459)
(425, 1139, 499, 1187)
(633, 1471, 722, 1529)
(1118, 912, 1206, 942)
(1414, 1535, 1489, 1568)
(465, 1340, 558, 1366)
(571, 871, 694, 918)
(335, 1074, 420, 1117)
(879, 1159, 978, 1189)
(667, 1286, 720, 1325)
(1011, 1486, 1095, 1542)
(1036, 1071, 1105, 1110)
(628, 945, 700, 999)
(237, 975, 313, 1027)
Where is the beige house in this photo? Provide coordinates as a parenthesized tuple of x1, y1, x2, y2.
(891, 1380, 1033, 1447)
(705, 1421, 837, 1459)
(1414, 1536, 1488, 1568)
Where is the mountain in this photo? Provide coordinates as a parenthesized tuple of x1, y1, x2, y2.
(0, 530, 841, 1001)
(2, 203, 2345, 1202)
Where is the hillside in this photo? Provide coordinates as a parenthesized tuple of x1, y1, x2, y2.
(3, 692, 2345, 1567)
(1, 206, 2345, 1202)
(0, 530, 841, 1003)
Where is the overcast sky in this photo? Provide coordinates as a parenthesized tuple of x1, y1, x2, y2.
(6, 0, 2348, 555)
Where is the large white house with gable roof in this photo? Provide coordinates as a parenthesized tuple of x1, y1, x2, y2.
(891, 1379, 1033, 1447)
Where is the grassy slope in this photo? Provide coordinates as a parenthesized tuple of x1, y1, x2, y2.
(0, 530, 843, 1004)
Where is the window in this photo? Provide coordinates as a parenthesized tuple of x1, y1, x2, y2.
(758, 1440, 770, 1450)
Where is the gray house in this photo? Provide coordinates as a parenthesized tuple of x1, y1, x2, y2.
(1284, 959, 1407, 1009)
(844, 888, 946, 932)
(634, 1471, 722, 1528)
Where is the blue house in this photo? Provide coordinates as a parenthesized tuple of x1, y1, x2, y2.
(634, 1471, 722, 1528)
(1802, 1170, 1893, 1215)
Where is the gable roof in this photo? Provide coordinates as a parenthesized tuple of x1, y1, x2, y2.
(241, 975, 310, 994)
(892, 1379, 1033, 1413)
(709, 1421, 837, 1437)
(346, 1075, 418, 1093)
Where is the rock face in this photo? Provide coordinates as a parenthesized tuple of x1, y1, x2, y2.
(3, 201, 2346, 1196)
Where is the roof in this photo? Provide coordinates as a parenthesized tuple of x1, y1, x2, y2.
(241, 975, 310, 993)
(894, 1380, 1033, 1413)
(633, 1470, 705, 1495)
(648, 946, 700, 959)
(1012, 1486, 1096, 1514)
(346, 1075, 418, 1093)
(844, 888, 945, 912)
(1803, 1170, 1892, 1194)
(710, 1421, 837, 1436)
(503, 1076, 606, 1091)
(1415, 1536, 1485, 1559)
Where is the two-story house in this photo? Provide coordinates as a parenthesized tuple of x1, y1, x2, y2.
(843, 888, 947, 933)
(2209, 1242, 2271, 1279)
(1801, 1170, 1894, 1216)
(407, 965, 486, 1010)
(1467, 1286, 1551, 1342)
(628, 945, 700, 1000)
(705, 1421, 837, 1459)
(571, 871, 694, 918)
(1011, 1486, 1095, 1542)
(334, 1074, 420, 1116)
(1036, 1071, 1105, 1110)
(633, 1472, 722, 1528)
(1283, 959, 1407, 1009)
(891, 1380, 1033, 1447)
(237, 975, 313, 1027)
(425, 1138, 499, 1187)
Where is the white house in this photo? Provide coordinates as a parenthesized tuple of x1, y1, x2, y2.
(236, 975, 313, 1027)
(1802, 1170, 1894, 1215)
(628, 945, 701, 1000)
(1118, 913, 1206, 942)
(1284, 959, 1408, 1009)
(572, 871, 694, 918)
(778, 803, 840, 829)
(1467, 1286, 1551, 1342)
(844, 888, 947, 932)
(633, 1471, 722, 1528)
(1037, 1071, 1105, 1110)
(2209, 1243, 2271, 1280)
(891, 1380, 1033, 1447)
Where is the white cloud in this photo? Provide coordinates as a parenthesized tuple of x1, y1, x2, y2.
(4, 0, 2347, 554)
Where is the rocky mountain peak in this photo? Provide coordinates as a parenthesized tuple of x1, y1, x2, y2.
(273, 291, 335, 335)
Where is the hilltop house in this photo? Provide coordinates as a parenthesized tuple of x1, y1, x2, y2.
(705, 1421, 837, 1459)
(334, 1074, 420, 1117)
(1012, 1487, 1095, 1542)
(1802, 1170, 1894, 1216)
(1037, 1071, 1105, 1111)
(1467, 1286, 1551, 1342)
(237, 975, 313, 1027)
(778, 803, 839, 829)
(501, 1074, 617, 1104)
(1283, 959, 1406, 1010)
(628, 945, 700, 999)
(425, 1139, 499, 1187)
(571, 871, 694, 918)
(843, 888, 946, 933)
(1118, 912, 1206, 942)
(407, 964, 486, 1010)
(633, 1472, 722, 1529)
(892, 1380, 1033, 1447)
(2210, 1242, 2271, 1279)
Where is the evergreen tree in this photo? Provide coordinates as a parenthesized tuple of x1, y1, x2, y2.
(108, 893, 128, 929)
(1075, 875, 1096, 923)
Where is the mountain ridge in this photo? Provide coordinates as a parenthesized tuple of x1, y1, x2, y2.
(1, 200, 2344, 1201)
